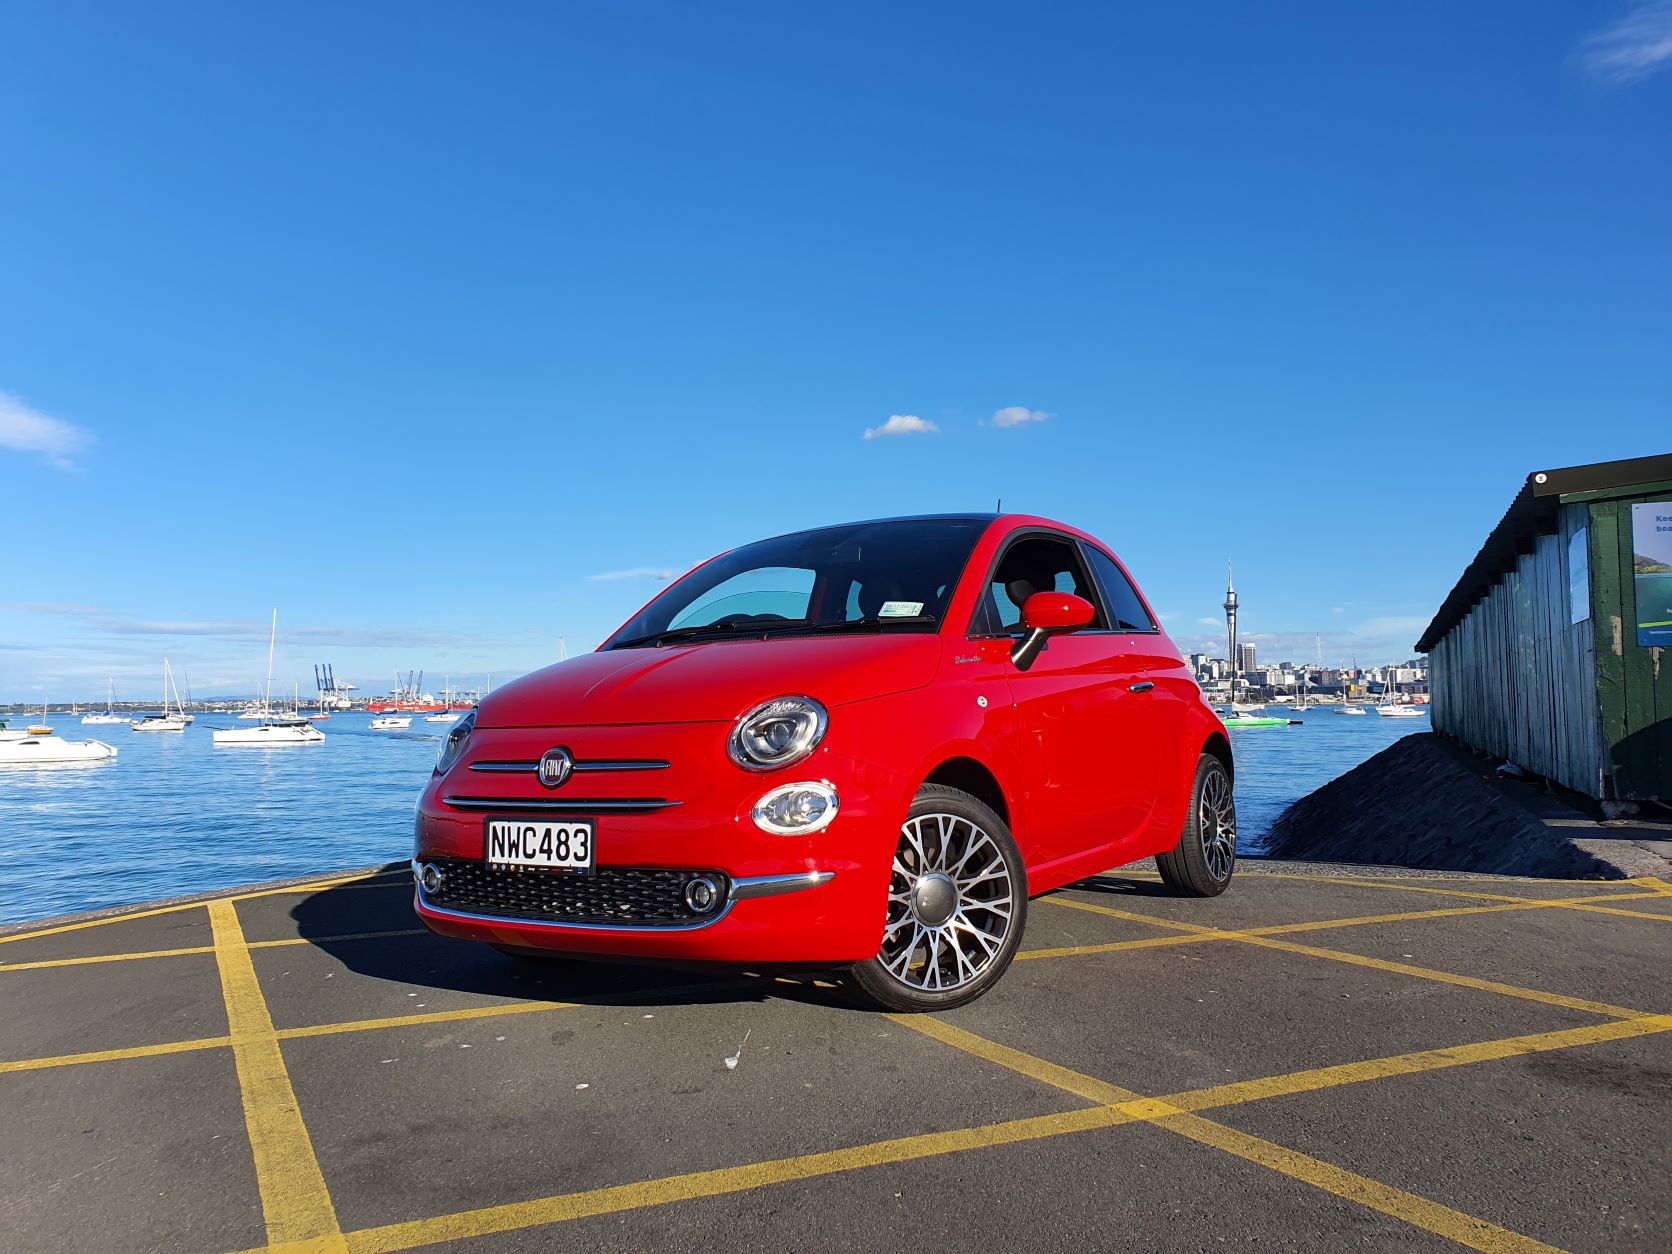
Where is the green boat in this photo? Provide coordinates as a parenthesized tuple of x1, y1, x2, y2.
(1223, 714, 1293, 728)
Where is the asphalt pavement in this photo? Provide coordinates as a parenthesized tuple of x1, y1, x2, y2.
(3, 859, 1669, 1253)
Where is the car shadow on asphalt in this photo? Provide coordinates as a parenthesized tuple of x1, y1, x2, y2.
(1063, 873, 1174, 898)
(282, 868, 866, 1014)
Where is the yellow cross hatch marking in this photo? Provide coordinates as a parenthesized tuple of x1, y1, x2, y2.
(208, 899, 346, 1252)
(888, 1016, 1585, 1253)
(0, 872, 408, 947)
(1152, 1111, 1562, 1254)
(0, 1035, 233, 1074)
(1041, 896, 1656, 1019)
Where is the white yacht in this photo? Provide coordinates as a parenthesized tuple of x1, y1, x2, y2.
(133, 660, 189, 732)
(0, 735, 119, 764)
(214, 610, 326, 747)
(83, 678, 127, 724)
(214, 721, 325, 746)
(370, 714, 412, 730)
(424, 681, 461, 723)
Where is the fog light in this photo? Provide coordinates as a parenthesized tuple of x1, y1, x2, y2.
(750, 781, 840, 835)
(419, 863, 444, 894)
(684, 875, 722, 913)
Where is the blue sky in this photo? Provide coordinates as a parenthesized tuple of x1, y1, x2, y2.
(2, 2, 1668, 700)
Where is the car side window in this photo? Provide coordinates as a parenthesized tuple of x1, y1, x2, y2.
(970, 534, 1109, 635)
(1082, 545, 1156, 632)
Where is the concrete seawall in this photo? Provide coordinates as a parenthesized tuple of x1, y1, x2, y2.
(1262, 733, 1670, 878)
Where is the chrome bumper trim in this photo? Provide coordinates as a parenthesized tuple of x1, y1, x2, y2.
(440, 796, 680, 814)
(729, 871, 837, 901)
(469, 759, 671, 775)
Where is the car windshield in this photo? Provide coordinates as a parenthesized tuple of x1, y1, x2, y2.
(608, 517, 990, 647)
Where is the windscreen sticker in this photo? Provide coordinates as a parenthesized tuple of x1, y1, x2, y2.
(879, 600, 925, 617)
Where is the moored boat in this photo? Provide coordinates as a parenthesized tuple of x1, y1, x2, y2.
(0, 735, 119, 764)
(370, 714, 412, 730)
(213, 722, 325, 746)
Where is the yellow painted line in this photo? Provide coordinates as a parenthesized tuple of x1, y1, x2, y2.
(209, 899, 346, 1252)
(0, 900, 210, 946)
(0, 872, 407, 948)
(1162, 1014, 1672, 1113)
(888, 1013, 1142, 1105)
(329, 1105, 1137, 1254)
(249, 928, 428, 950)
(898, 1014, 1564, 1251)
(1252, 873, 1670, 920)
(284, 999, 1658, 1253)
(1042, 896, 1653, 1019)
(1018, 931, 1210, 961)
(1540, 900, 1672, 924)
(0, 1034, 232, 1074)
(0, 927, 428, 973)
(1152, 1109, 1562, 1253)
(277, 999, 582, 1040)
(0, 943, 220, 972)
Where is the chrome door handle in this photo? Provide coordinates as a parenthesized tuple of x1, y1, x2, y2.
(1128, 681, 1155, 693)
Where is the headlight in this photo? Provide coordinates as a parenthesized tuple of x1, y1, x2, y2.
(751, 781, 839, 835)
(434, 710, 477, 776)
(727, 696, 827, 771)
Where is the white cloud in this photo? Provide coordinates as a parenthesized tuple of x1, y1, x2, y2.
(989, 406, 1050, 429)
(1197, 616, 1223, 627)
(1581, 2, 1672, 83)
(587, 567, 677, 582)
(863, 414, 939, 440)
(0, 391, 93, 469)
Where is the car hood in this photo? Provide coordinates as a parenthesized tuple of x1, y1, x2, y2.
(478, 634, 942, 728)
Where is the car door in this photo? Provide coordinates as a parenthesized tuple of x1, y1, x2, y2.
(975, 531, 1162, 874)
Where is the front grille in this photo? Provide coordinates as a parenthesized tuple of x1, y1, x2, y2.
(422, 858, 727, 927)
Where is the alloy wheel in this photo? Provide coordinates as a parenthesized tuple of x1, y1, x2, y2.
(1199, 766, 1236, 881)
(879, 812, 1014, 992)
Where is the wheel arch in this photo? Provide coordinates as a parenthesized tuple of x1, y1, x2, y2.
(1202, 731, 1234, 782)
(922, 755, 1011, 827)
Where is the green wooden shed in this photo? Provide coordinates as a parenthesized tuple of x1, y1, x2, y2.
(1417, 453, 1672, 803)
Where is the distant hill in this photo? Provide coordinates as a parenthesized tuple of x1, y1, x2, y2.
(1635, 553, 1672, 574)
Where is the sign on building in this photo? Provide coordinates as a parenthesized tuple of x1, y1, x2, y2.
(1631, 502, 1672, 647)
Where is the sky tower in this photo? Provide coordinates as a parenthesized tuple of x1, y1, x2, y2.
(1223, 563, 1238, 707)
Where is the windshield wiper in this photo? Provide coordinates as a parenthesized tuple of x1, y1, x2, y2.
(774, 615, 937, 636)
(610, 618, 808, 649)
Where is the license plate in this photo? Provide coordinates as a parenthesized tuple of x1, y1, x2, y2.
(485, 819, 595, 872)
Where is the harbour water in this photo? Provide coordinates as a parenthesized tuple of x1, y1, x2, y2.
(0, 708, 1428, 926)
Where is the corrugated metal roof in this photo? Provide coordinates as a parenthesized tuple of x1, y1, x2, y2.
(1415, 453, 1672, 654)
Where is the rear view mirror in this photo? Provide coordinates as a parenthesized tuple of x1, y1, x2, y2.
(1013, 592, 1095, 670)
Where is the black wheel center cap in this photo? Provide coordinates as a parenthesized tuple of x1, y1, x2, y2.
(913, 873, 958, 926)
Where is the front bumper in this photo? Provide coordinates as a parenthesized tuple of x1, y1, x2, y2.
(412, 722, 906, 964)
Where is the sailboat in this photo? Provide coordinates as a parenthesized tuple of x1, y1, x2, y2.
(1375, 668, 1425, 717)
(213, 611, 326, 746)
(1287, 634, 1322, 713)
(83, 678, 127, 724)
(27, 701, 53, 735)
(132, 661, 189, 731)
(424, 677, 461, 723)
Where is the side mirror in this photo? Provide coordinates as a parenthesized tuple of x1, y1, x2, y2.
(1012, 592, 1095, 671)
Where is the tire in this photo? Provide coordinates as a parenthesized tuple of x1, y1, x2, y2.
(1155, 753, 1236, 897)
(849, 782, 1028, 1013)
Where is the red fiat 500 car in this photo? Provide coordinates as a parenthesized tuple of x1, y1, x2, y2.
(414, 514, 1234, 1010)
